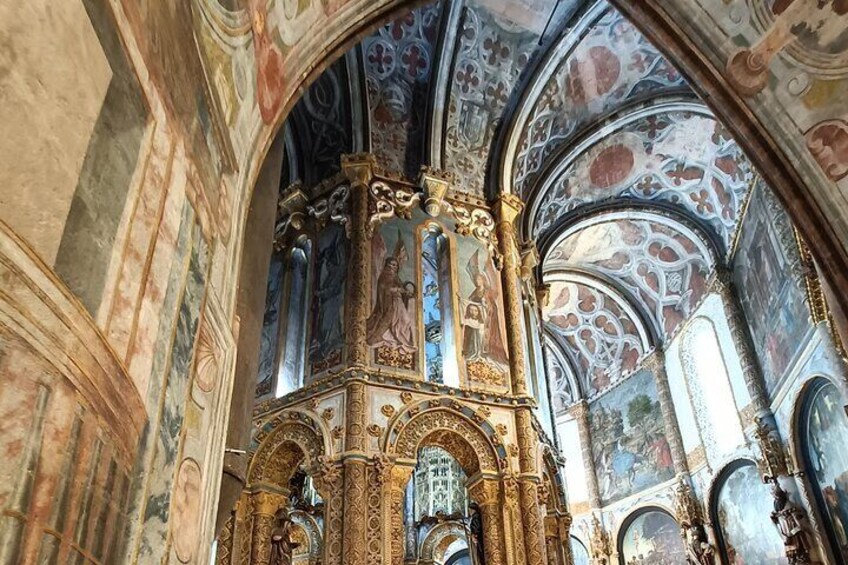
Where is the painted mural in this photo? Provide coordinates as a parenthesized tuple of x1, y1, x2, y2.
(456, 235, 508, 387)
(619, 510, 686, 564)
(422, 229, 446, 383)
(803, 380, 848, 560)
(733, 180, 812, 396)
(257, 253, 283, 397)
(513, 7, 688, 197)
(714, 462, 787, 564)
(309, 224, 348, 375)
(369, 220, 419, 371)
(531, 111, 754, 254)
(547, 215, 711, 338)
(544, 279, 645, 396)
(571, 536, 590, 565)
(589, 369, 674, 505)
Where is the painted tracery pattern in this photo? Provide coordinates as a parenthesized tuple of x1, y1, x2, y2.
(546, 214, 713, 338)
(544, 280, 645, 396)
(513, 8, 687, 196)
(531, 111, 753, 253)
(544, 339, 578, 413)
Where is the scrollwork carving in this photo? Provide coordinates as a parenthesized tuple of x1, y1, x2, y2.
(367, 181, 422, 237)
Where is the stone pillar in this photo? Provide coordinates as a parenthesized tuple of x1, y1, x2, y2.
(711, 268, 770, 414)
(502, 476, 527, 565)
(568, 401, 601, 508)
(313, 459, 344, 565)
(468, 479, 507, 565)
(389, 465, 414, 565)
(341, 153, 376, 368)
(494, 194, 529, 397)
(515, 409, 549, 565)
(249, 490, 287, 565)
(645, 350, 689, 477)
(558, 514, 574, 565)
(342, 381, 368, 565)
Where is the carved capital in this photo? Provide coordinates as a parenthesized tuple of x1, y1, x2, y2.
(252, 490, 288, 517)
(341, 153, 377, 186)
(520, 241, 540, 282)
(493, 194, 524, 226)
(418, 167, 453, 217)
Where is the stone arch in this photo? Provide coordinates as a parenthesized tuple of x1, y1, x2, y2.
(539, 446, 568, 513)
(248, 415, 327, 487)
(419, 521, 467, 564)
(290, 510, 323, 563)
(615, 505, 684, 562)
(386, 400, 506, 476)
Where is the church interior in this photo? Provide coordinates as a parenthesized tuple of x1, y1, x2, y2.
(3, 0, 848, 564)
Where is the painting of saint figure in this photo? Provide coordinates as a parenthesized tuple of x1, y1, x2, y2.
(368, 224, 418, 370)
(309, 225, 347, 374)
(619, 510, 686, 564)
(589, 369, 674, 505)
(733, 182, 812, 396)
(460, 247, 508, 385)
(803, 380, 848, 560)
(714, 462, 787, 564)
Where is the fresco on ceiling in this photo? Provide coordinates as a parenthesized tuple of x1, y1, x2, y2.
(714, 462, 787, 564)
(619, 510, 686, 564)
(289, 58, 353, 185)
(363, 3, 442, 177)
(444, 1, 545, 196)
(544, 280, 644, 396)
(514, 8, 688, 197)
(257, 253, 283, 397)
(369, 219, 419, 372)
(545, 341, 577, 414)
(571, 536, 590, 565)
(547, 216, 711, 338)
(733, 180, 812, 396)
(457, 235, 509, 388)
(532, 111, 753, 255)
(309, 224, 348, 376)
(803, 380, 848, 560)
(589, 369, 674, 505)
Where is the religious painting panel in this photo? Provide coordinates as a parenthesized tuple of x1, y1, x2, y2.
(713, 461, 787, 564)
(257, 252, 283, 397)
(618, 509, 686, 564)
(732, 180, 813, 396)
(368, 218, 420, 373)
(801, 379, 848, 561)
(455, 232, 509, 389)
(589, 369, 674, 505)
(309, 223, 348, 377)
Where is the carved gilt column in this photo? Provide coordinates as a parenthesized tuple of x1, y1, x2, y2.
(341, 381, 368, 565)
(568, 401, 601, 509)
(341, 153, 375, 368)
(645, 350, 689, 477)
(493, 194, 528, 397)
(558, 513, 574, 565)
(468, 479, 508, 565)
(249, 490, 287, 565)
(515, 409, 549, 565)
(313, 458, 344, 565)
(388, 465, 414, 565)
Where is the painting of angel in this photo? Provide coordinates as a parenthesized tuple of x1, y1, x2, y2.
(460, 248, 508, 383)
(368, 225, 418, 369)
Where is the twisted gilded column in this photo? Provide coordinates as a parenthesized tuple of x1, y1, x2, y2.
(389, 465, 414, 565)
(341, 153, 375, 368)
(515, 409, 549, 565)
(468, 479, 507, 565)
(249, 490, 287, 565)
(645, 350, 689, 476)
(568, 401, 601, 508)
(494, 194, 529, 397)
(313, 459, 344, 565)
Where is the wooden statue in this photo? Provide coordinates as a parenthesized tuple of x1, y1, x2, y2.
(270, 508, 300, 565)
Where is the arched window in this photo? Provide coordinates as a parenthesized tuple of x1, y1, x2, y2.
(570, 536, 590, 565)
(414, 446, 467, 520)
(422, 226, 458, 386)
(680, 317, 744, 464)
(618, 508, 685, 564)
(711, 460, 786, 563)
(799, 378, 848, 560)
(276, 239, 312, 397)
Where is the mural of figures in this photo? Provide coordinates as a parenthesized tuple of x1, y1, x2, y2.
(571, 536, 591, 565)
(733, 181, 812, 396)
(458, 244, 509, 387)
(619, 510, 686, 564)
(257, 254, 284, 397)
(803, 380, 848, 560)
(589, 369, 674, 505)
(368, 223, 418, 370)
(714, 461, 787, 564)
(309, 224, 347, 374)
(422, 229, 446, 383)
